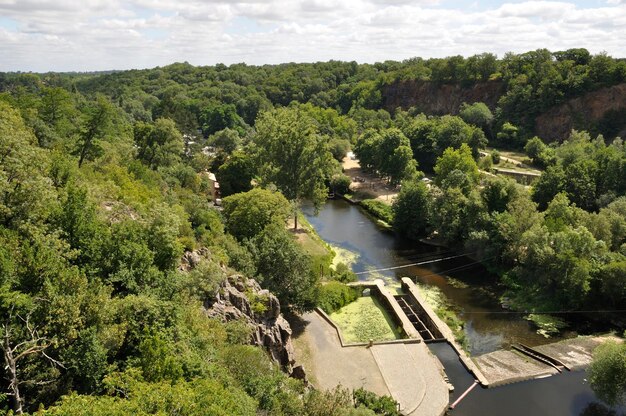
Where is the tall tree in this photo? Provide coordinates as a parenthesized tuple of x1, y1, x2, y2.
(76, 95, 113, 167)
(134, 118, 184, 169)
(254, 107, 334, 229)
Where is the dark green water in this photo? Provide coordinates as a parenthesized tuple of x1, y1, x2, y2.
(304, 199, 624, 415)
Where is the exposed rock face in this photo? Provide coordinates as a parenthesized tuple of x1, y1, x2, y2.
(206, 275, 302, 378)
(535, 83, 626, 142)
(381, 80, 504, 115)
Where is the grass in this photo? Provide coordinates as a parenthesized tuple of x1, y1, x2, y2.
(330, 296, 405, 343)
(360, 199, 394, 224)
(293, 212, 335, 274)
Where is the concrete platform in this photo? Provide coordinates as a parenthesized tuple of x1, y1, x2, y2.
(293, 311, 449, 416)
(533, 335, 622, 370)
(473, 350, 558, 386)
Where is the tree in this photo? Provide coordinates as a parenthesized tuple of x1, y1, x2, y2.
(353, 129, 383, 172)
(210, 128, 241, 154)
(392, 180, 431, 240)
(248, 223, 318, 311)
(200, 102, 245, 137)
(134, 118, 184, 169)
(76, 95, 114, 167)
(0, 101, 55, 227)
(378, 128, 417, 185)
(434, 143, 480, 192)
(430, 187, 470, 244)
(496, 122, 522, 148)
(217, 151, 255, 197)
(588, 340, 626, 407)
(532, 165, 566, 210)
(459, 102, 493, 133)
(222, 188, 291, 241)
(2, 310, 65, 414)
(524, 136, 547, 161)
(254, 107, 335, 229)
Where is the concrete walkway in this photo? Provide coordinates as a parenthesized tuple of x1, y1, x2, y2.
(371, 342, 448, 416)
(293, 311, 449, 416)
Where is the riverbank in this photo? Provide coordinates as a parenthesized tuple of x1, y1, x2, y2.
(341, 156, 399, 204)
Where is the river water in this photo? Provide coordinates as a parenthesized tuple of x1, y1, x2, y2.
(303, 199, 623, 416)
(303, 199, 570, 356)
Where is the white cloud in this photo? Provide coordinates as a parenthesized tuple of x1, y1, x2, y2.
(0, 0, 625, 71)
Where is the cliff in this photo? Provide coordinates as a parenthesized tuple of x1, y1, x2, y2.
(535, 83, 626, 142)
(205, 274, 306, 380)
(381, 80, 626, 143)
(380, 80, 504, 115)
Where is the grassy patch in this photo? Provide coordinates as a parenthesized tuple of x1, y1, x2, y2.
(360, 199, 394, 225)
(293, 212, 334, 274)
(330, 296, 404, 343)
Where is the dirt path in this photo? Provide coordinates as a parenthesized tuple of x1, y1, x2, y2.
(342, 156, 398, 205)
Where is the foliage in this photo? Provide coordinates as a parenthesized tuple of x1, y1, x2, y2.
(222, 188, 291, 241)
(248, 223, 318, 311)
(216, 150, 254, 197)
(353, 388, 400, 416)
(434, 143, 480, 193)
(254, 107, 335, 227)
(354, 128, 417, 185)
(317, 282, 359, 314)
(392, 180, 431, 240)
(134, 118, 184, 169)
(360, 199, 394, 225)
(589, 340, 626, 407)
(330, 174, 352, 195)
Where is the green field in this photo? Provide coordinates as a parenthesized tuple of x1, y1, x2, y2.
(329, 295, 405, 343)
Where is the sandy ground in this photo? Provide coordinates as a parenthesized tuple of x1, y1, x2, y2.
(342, 156, 398, 205)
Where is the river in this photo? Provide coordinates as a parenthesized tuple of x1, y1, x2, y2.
(303, 199, 623, 416)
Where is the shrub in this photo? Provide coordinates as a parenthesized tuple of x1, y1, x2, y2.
(360, 199, 393, 224)
(330, 174, 352, 194)
(333, 262, 357, 283)
(317, 281, 359, 314)
(353, 388, 400, 416)
(490, 149, 501, 164)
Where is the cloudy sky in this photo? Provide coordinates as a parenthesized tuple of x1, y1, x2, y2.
(1, 0, 625, 72)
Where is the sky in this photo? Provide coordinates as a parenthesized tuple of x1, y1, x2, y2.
(1, 0, 625, 72)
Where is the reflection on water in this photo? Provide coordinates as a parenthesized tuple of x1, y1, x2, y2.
(303, 199, 569, 355)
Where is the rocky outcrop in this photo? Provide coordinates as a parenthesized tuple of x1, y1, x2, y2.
(381, 80, 504, 115)
(535, 83, 626, 142)
(206, 274, 305, 380)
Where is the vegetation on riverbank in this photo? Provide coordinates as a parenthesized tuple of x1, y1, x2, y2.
(413, 284, 469, 350)
(359, 199, 394, 229)
(330, 296, 405, 343)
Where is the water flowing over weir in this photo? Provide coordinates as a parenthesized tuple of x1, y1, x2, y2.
(303, 199, 624, 415)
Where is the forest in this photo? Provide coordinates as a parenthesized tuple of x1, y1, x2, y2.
(1, 48, 626, 413)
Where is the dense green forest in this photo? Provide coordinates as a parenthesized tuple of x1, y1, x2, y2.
(1, 48, 626, 413)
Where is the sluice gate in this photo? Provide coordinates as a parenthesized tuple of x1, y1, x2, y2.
(394, 294, 445, 343)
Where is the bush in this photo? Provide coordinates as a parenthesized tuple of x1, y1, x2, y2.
(353, 388, 400, 416)
(360, 199, 393, 224)
(317, 281, 359, 314)
(333, 262, 357, 283)
(330, 174, 352, 194)
(490, 150, 501, 164)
